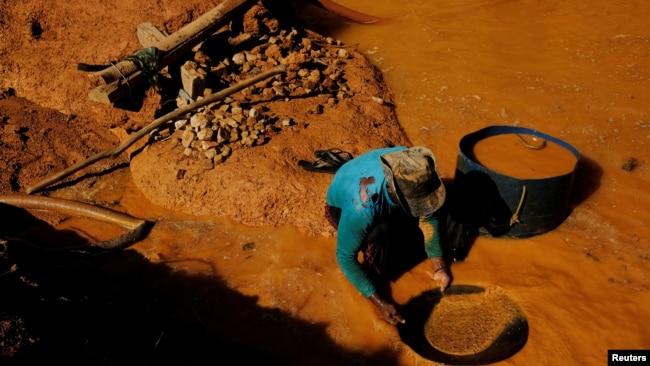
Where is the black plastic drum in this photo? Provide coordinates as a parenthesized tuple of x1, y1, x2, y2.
(453, 125, 580, 238)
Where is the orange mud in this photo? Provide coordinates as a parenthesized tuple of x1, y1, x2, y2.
(1, 0, 650, 365)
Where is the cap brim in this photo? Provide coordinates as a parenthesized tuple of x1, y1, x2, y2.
(380, 147, 446, 217)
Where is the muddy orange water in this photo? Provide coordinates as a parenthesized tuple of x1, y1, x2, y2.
(471, 133, 578, 179)
(293, 2, 650, 363)
(16, 1, 650, 365)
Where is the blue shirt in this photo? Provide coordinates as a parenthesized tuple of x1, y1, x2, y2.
(326, 146, 443, 298)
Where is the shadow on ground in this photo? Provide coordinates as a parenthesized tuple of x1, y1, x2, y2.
(0, 206, 399, 366)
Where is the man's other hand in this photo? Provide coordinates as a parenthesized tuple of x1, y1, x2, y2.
(369, 294, 405, 325)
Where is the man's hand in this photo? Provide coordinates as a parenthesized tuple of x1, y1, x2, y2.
(431, 256, 451, 291)
(369, 294, 405, 325)
(433, 267, 451, 291)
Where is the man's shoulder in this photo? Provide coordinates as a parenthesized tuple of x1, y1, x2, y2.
(327, 146, 406, 202)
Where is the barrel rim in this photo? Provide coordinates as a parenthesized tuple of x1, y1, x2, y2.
(458, 125, 580, 182)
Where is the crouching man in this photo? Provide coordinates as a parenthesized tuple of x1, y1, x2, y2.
(325, 146, 451, 324)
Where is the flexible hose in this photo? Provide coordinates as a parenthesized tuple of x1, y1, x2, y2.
(0, 195, 151, 250)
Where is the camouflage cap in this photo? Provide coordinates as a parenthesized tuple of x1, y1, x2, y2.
(380, 146, 446, 217)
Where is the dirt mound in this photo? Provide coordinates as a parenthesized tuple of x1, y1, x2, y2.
(0, 90, 121, 194)
(129, 4, 409, 236)
(0, 2, 408, 235)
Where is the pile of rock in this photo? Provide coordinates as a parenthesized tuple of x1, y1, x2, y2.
(152, 25, 355, 165)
